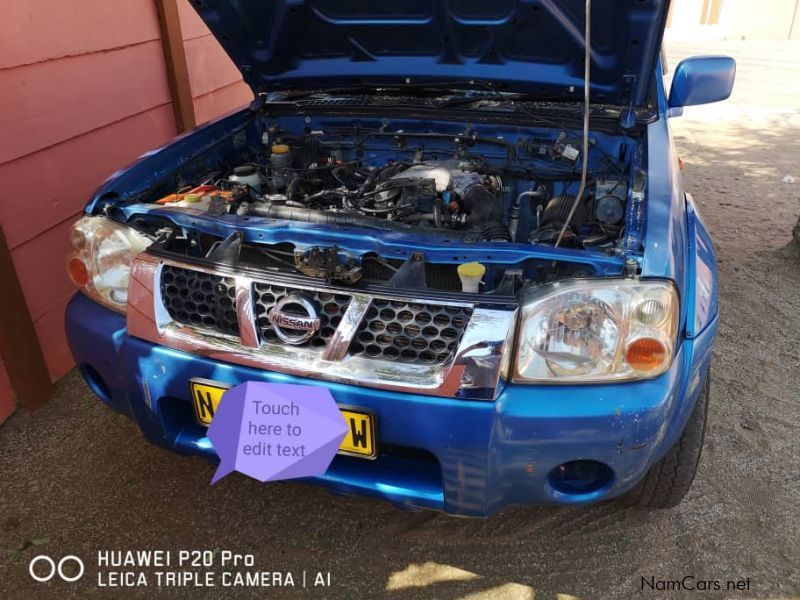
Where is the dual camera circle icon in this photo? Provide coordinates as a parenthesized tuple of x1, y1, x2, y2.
(29, 555, 84, 583)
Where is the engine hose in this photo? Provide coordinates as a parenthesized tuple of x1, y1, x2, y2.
(510, 187, 547, 241)
(246, 203, 461, 239)
(357, 169, 379, 195)
(480, 223, 511, 242)
(402, 213, 437, 223)
(432, 199, 444, 229)
(286, 174, 302, 202)
(300, 187, 348, 205)
(355, 161, 412, 195)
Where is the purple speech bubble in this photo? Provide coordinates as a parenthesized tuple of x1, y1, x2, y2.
(207, 382, 348, 484)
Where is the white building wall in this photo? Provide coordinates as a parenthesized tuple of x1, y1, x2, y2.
(665, 0, 800, 41)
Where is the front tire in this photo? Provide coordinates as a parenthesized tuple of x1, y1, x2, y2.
(621, 370, 710, 508)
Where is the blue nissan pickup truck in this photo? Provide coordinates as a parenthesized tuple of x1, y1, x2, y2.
(65, 0, 735, 516)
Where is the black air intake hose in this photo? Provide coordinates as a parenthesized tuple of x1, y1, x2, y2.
(541, 194, 587, 229)
(462, 184, 506, 229)
(479, 223, 512, 242)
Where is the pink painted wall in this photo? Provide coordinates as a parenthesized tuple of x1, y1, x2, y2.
(0, 1, 176, 420)
(0, 2, 253, 423)
(177, 0, 253, 124)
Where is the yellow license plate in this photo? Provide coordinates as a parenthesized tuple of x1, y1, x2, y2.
(189, 379, 377, 459)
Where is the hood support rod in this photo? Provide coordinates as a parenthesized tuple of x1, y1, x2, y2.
(555, 0, 592, 248)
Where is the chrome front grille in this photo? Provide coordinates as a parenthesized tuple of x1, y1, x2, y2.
(350, 299, 472, 365)
(253, 283, 351, 348)
(128, 252, 518, 400)
(161, 268, 468, 367)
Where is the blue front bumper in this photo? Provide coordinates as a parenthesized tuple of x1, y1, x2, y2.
(65, 292, 716, 516)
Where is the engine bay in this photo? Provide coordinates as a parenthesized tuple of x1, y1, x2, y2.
(112, 112, 645, 295)
(154, 126, 636, 246)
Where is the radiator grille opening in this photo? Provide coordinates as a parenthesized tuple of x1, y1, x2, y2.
(349, 299, 471, 365)
(160, 266, 239, 337)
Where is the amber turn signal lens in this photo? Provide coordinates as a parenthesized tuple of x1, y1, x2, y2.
(625, 337, 668, 372)
(67, 256, 90, 286)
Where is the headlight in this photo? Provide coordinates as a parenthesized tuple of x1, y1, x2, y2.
(66, 216, 151, 312)
(513, 279, 679, 383)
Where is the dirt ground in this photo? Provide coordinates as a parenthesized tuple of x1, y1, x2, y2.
(1, 41, 799, 599)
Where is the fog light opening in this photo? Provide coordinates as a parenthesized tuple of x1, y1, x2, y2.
(79, 364, 112, 404)
(548, 460, 613, 495)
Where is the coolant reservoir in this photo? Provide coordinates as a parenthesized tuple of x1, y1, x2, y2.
(228, 165, 263, 192)
(457, 262, 485, 293)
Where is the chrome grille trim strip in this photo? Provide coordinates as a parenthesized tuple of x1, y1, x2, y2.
(127, 252, 517, 400)
(321, 293, 372, 362)
(235, 277, 260, 349)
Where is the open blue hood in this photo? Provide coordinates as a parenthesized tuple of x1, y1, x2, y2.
(191, 0, 670, 107)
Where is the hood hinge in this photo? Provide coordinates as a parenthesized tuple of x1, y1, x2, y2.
(249, 93, 267, 112)
(618, 73, 638, 125)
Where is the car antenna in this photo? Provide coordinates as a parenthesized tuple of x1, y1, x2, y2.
(554, 0, 591, 248)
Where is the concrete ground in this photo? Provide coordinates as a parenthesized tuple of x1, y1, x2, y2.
(1, 41, 799, 599)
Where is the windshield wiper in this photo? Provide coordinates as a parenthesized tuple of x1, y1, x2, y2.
(433, 93, 514, 108)
(274, 87, 379, 101)
(274, 79, 519, 102)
